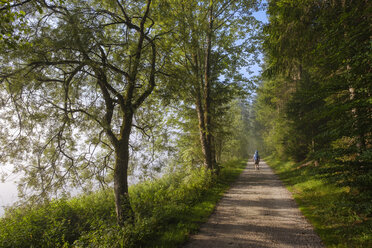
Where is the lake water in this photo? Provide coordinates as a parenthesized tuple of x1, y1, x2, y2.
(0, 180, 18, 216)
(0, 166, 156, 216)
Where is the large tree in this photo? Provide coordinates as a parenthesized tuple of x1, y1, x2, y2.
(0, 0, 169, 226)
(160, 0, 261, 171)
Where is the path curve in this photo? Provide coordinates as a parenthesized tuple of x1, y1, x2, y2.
(184, 161, 324, 248)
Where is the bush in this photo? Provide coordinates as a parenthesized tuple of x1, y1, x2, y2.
(0, 160, 246, 247)
(0, 190, 115, 248)
(0, 199, 78, 247)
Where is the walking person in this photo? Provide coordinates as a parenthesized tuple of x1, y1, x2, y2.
(253, 150, 260, 170)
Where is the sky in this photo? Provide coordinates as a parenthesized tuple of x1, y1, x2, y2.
(248, 9, 268, 78)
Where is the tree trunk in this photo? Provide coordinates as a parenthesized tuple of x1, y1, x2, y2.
(191, 46, 213, 170)
(114, 112, 134, 226)
(190, 2, 216, 172)
(349, 86, 366, 152)
(202, 1, 215, 171)
(210, 135, 218, 174)
(196, 95, 210, 168)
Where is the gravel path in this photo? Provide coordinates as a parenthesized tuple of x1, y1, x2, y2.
(184, 161, 324, 248)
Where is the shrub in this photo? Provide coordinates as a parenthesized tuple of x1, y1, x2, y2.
(0, 160, 246, 247)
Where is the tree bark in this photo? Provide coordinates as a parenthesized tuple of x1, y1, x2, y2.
(189, 0, 216, 172)
(114, 143, 132, 226)
(349, 86, 366, 152)
(202, 1, 215, 171)
(114, 110, 134, 226)
(192, 47, 214, 171)
(196, 95, 209, 167)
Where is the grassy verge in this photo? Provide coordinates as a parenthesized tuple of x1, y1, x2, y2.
(151, 159, 247, 247)
(265, 155, 371, 248)
(0, 159, 247, 248)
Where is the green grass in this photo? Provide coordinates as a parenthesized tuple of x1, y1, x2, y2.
(265, 155, 372, 248)
(0, 159, 247, 248)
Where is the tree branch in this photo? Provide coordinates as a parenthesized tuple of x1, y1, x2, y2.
(94, 69, 119, 148)
(0, 0, 32, 11)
